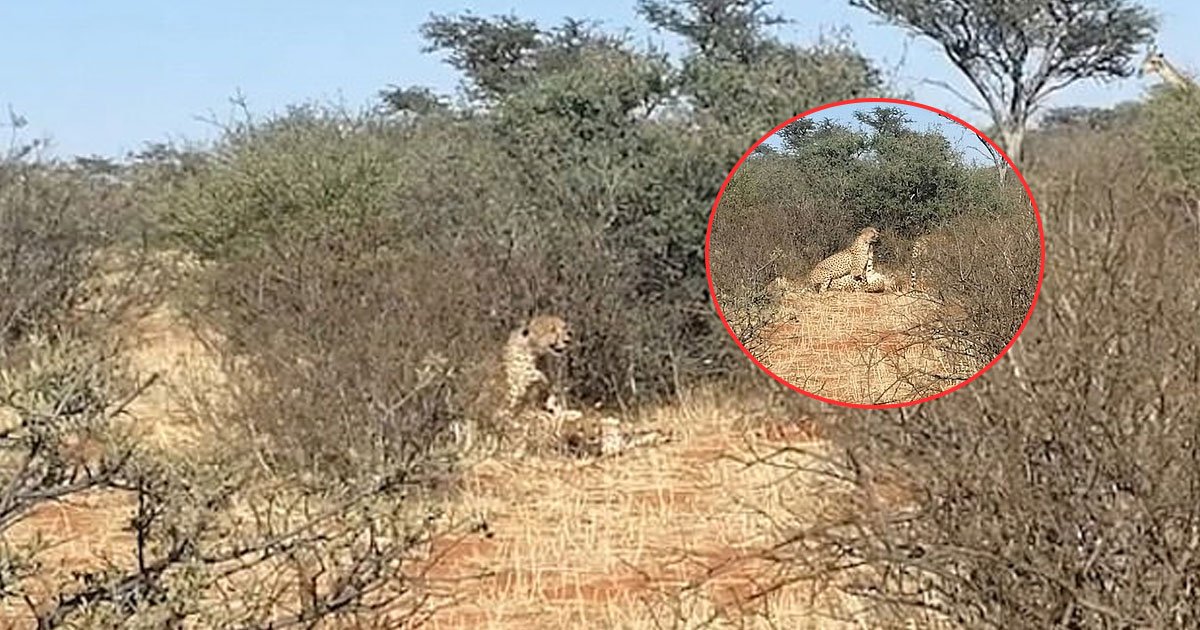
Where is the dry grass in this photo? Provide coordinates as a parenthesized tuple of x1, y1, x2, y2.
(116, 303, 225, 450)
(0, 390, 874, 629)
(756, 289, 965, 405)
(1, 287, 891, 628)
(414, 390, 871, 629)
(73, 249, 227, 453)
(0, 253, 218, 625)
(2, 490, 139, 622)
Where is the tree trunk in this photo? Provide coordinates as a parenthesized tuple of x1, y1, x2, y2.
(1000, 125, 1025, 165)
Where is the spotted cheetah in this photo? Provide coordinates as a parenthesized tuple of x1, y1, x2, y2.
(907, 235, 943, 294)
(458, 315, 665, 458)
(908, 239, 925, 292)
(767, 276, 790, 300)
(827, 250, 893, 293)
(543, 379, 668, 458)
(559, 411, 668, 458)
(501, 315, 570, 417)
(456, 315, 571, 456)
(807, 227, 881, 293)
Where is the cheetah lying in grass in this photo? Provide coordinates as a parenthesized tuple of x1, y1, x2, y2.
(458, 315, 665, 459)
(550, 395, 665, 459)
(771, 270, 890, 296)
(807, 227, 880, 293)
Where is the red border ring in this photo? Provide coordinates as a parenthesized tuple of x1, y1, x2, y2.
(704, 97, 1046, 409)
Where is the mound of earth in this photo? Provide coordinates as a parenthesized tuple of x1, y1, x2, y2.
(758, 289, 971, 404)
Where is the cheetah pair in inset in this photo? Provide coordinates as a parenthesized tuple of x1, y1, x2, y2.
(770, 227, 931, 297)
(804, 226, 905, 294)
(456, 315, 664, 459)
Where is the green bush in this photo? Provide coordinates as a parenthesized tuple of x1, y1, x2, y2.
(1142, 87, 1200, 198)
(144, 6, 883, 477)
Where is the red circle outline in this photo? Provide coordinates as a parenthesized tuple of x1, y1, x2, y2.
(704, 97, 1046, 409)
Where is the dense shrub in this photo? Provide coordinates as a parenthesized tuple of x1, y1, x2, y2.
(798, 118, 1200, 628)
(713, 110, 993, 276)
(0, 136, 439, 628)
(145, 6, 882, 477)
(0, 155, 124, 343)
(1142, 87, 1200, 201)
(899, 208, 1040, 391)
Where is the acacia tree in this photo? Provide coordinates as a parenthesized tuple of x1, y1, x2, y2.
(850, 0, 1156, 162)
(378, 85, 447, 117)
(853, 105, 912, 137)
(400, 3, 880, 402)
(636, 0, 785, 62)
(776, 116, 815, 151)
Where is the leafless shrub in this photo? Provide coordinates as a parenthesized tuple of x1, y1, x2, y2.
(765, 122, 1200, 627)
(889, 209, 1040, 396)
(0, 161, 111, 343)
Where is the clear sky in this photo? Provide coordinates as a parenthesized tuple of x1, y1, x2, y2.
(2, 1, 1195, 159)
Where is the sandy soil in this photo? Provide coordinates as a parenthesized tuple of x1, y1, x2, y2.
(757, 288, 964, 405)
(2, 268, 903, 628)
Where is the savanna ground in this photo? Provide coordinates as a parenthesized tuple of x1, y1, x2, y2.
(756, 291, 945, 404)
(0, 277, 864, 628)
(3, 1, 1200, 628)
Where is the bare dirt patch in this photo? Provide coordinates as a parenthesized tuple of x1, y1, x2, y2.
(757, 290, 954, 404)
(417, 391, 868, 629)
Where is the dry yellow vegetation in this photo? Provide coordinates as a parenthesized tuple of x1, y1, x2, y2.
(1, 285, 919, 628)
(757, 289, 976, 406)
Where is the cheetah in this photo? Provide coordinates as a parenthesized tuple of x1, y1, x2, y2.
(457, 315, 665, 458)
(827, 250, 892, 293)
(908, 238, 925, 293)
(807, 227, 880, 293)
(456, 315, 571, 456)
(767, 276, 790, 300)
(501, 315, 571, 419)
(558, 410, 668, 458)
(907, 235, 945, 295)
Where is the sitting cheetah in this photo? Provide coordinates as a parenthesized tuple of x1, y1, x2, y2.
(807, 227, 880, 293)
(456, 315, 571, 456)
(458, 315, 665, 458)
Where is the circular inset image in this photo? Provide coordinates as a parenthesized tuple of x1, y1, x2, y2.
(706, 98, 1044, 408)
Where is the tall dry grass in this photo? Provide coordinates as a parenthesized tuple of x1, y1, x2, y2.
(758, 107, 1200, 627)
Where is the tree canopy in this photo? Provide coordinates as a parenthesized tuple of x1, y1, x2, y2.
(850, 0, 1156, 162)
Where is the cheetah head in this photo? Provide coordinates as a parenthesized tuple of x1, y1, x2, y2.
(521, 315, 572, 357)
(858, 227, 880, 245)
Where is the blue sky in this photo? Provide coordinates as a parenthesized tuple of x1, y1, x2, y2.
(1, 1, 1195, 159)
